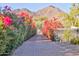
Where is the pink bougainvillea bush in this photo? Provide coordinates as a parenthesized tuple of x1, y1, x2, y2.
(3, 16, 13, 27)
(42, 17, 63, 40)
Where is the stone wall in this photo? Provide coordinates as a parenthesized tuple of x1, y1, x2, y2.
(54, 28, 79, 42)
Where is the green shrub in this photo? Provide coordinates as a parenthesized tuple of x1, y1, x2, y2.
(0, 20, 36, 55)
(70, 37, 79, 45)
(0, 29, 16, 55)
(62, 30, 74, 42)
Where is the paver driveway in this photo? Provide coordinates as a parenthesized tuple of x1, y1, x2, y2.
(12, 34, 79, 56)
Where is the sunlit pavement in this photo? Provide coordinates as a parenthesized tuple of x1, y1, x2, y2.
(12, 33, 79, 56)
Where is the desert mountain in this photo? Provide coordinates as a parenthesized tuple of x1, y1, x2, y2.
(35, 5, 65, 18)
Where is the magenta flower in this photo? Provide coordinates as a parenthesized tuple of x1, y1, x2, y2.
(3, 16, 12, 26)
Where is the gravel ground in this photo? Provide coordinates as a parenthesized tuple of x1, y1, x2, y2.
(12, 34, 79, 56)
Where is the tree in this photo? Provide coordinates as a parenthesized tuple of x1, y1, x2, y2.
(35, 16, 48, 29)
(59, 3, 79, 27)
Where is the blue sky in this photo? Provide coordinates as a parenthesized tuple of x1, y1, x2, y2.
(0, 3, 71, 13)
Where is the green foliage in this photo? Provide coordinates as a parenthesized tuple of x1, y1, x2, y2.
(3, 12, 18, 21)
(62, 30, 74, 42)
(60, 3, 79, 27)
(35, 16, 47, 29)
(0, 19, 36, 55)
(70, 37, 79, 45)
(0, 29, 16, 55)
(0, 21, 3, 30)
(36, 20, 42, 29)
(74, 18, 79, 27)
(70, 4, 79, 17)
